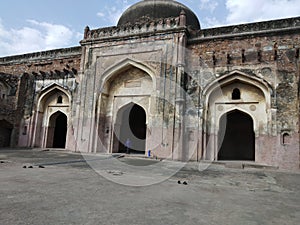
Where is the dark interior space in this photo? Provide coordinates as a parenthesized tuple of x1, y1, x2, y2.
(0, 120, 13, 147)
(232, 88, 241, 100)
(53, 113, 67, 148)
(118, 104, 146, 154)
(218, 110, 255, 161)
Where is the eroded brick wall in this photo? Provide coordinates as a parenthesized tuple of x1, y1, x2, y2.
(186, 23, 300, 169)
(0, 47, 82, 147)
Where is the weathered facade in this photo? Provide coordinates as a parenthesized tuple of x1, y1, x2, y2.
(0, 0, 299, 170)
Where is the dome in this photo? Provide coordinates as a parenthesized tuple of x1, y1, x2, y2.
(117, 0, 200, 29)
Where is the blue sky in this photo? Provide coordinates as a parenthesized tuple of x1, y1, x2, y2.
(0, 0, 300, 57)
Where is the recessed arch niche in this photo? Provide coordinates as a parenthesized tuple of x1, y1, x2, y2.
(32, 84, 71, 148)
(96, 61, 154, 154)
(203, 71, 271, 162)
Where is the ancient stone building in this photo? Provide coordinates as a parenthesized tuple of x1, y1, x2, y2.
(0, 0, 299, 170)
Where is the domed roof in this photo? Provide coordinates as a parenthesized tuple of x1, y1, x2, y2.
(117, 0, 200, 29)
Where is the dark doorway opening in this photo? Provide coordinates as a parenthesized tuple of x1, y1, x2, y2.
(218, 110, 255, 161)
(115, 104, 146, 154)
(0, 120, 13, 147)
(48, 112, 67, 148)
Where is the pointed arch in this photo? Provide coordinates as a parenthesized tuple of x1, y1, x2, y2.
(46, 111, 68, 148)
(37, 83, 71, 112)
(202, 70, 271, 162)
(37, 82, 71, 99)
(96, 59, 154, 154)
(203, 70, 272, 107)
(218, 109, 255, 161)
(112, 102, 147, 154)
(114, 101, 148, 124)
(100, 58, 156, 91)
(216, 107, 257, 131)
(31, 83, 71, 148)
(47, 109, 69, 123)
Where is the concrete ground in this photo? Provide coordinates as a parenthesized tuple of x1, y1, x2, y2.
(0, 148, 299, 225)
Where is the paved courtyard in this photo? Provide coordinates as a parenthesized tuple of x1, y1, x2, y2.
(0, 148, 299, 225)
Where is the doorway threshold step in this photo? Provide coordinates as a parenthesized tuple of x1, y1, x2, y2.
(214, 161, 279, 170)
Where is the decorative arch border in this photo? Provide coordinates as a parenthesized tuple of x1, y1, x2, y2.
(100, 58, 156, 92)
(202, 70, 273, 108)
(94, 59, 155, 154)
(31, 83, 71, 148)
(36, 83, 71, 112)
(202, 70, 272, 161)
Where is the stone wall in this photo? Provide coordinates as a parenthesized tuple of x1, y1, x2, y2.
(0, 47, 81, 76)
(185, 22, 300, 170)
(0, 47, 81, 147)
(0, 13, 298, 170)
(187, 32, 300, 131)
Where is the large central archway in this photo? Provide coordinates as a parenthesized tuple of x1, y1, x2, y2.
(114, 103, 146, 154)
(218, 110, 255, 161)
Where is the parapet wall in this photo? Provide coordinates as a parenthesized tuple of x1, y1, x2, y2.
(192, 17, 300, 40)
(0, 46, 81, 79)
(81, 13, 188, 43)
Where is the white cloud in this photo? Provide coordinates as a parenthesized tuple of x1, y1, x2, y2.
(226, 0, 300, 25)
(97, 12, 105, 18)
(97, 4, 130, 26)
(202, 17, 223, 28)
(0, 19, 10, 39)
(0, 19, 75, 57)
(200, 0, 219, 13)
(27, 20, 73, 49)
(75, 32, 83, 40)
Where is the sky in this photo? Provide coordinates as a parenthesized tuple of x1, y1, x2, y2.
(0, 0, 300, 57)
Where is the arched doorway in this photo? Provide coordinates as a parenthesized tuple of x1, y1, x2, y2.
(218, 110, 255, 161)
(0, 120, 12, 147)
(114, 104, 146, 154)
(47, 112, 67, 148)
(33, 85, 71, 148)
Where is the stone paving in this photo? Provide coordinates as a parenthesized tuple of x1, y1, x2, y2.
(0, 148, 299, 225)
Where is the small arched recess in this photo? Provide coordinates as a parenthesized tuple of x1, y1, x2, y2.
(202, 70, 271, 162)
(32, 84, 71, 148)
